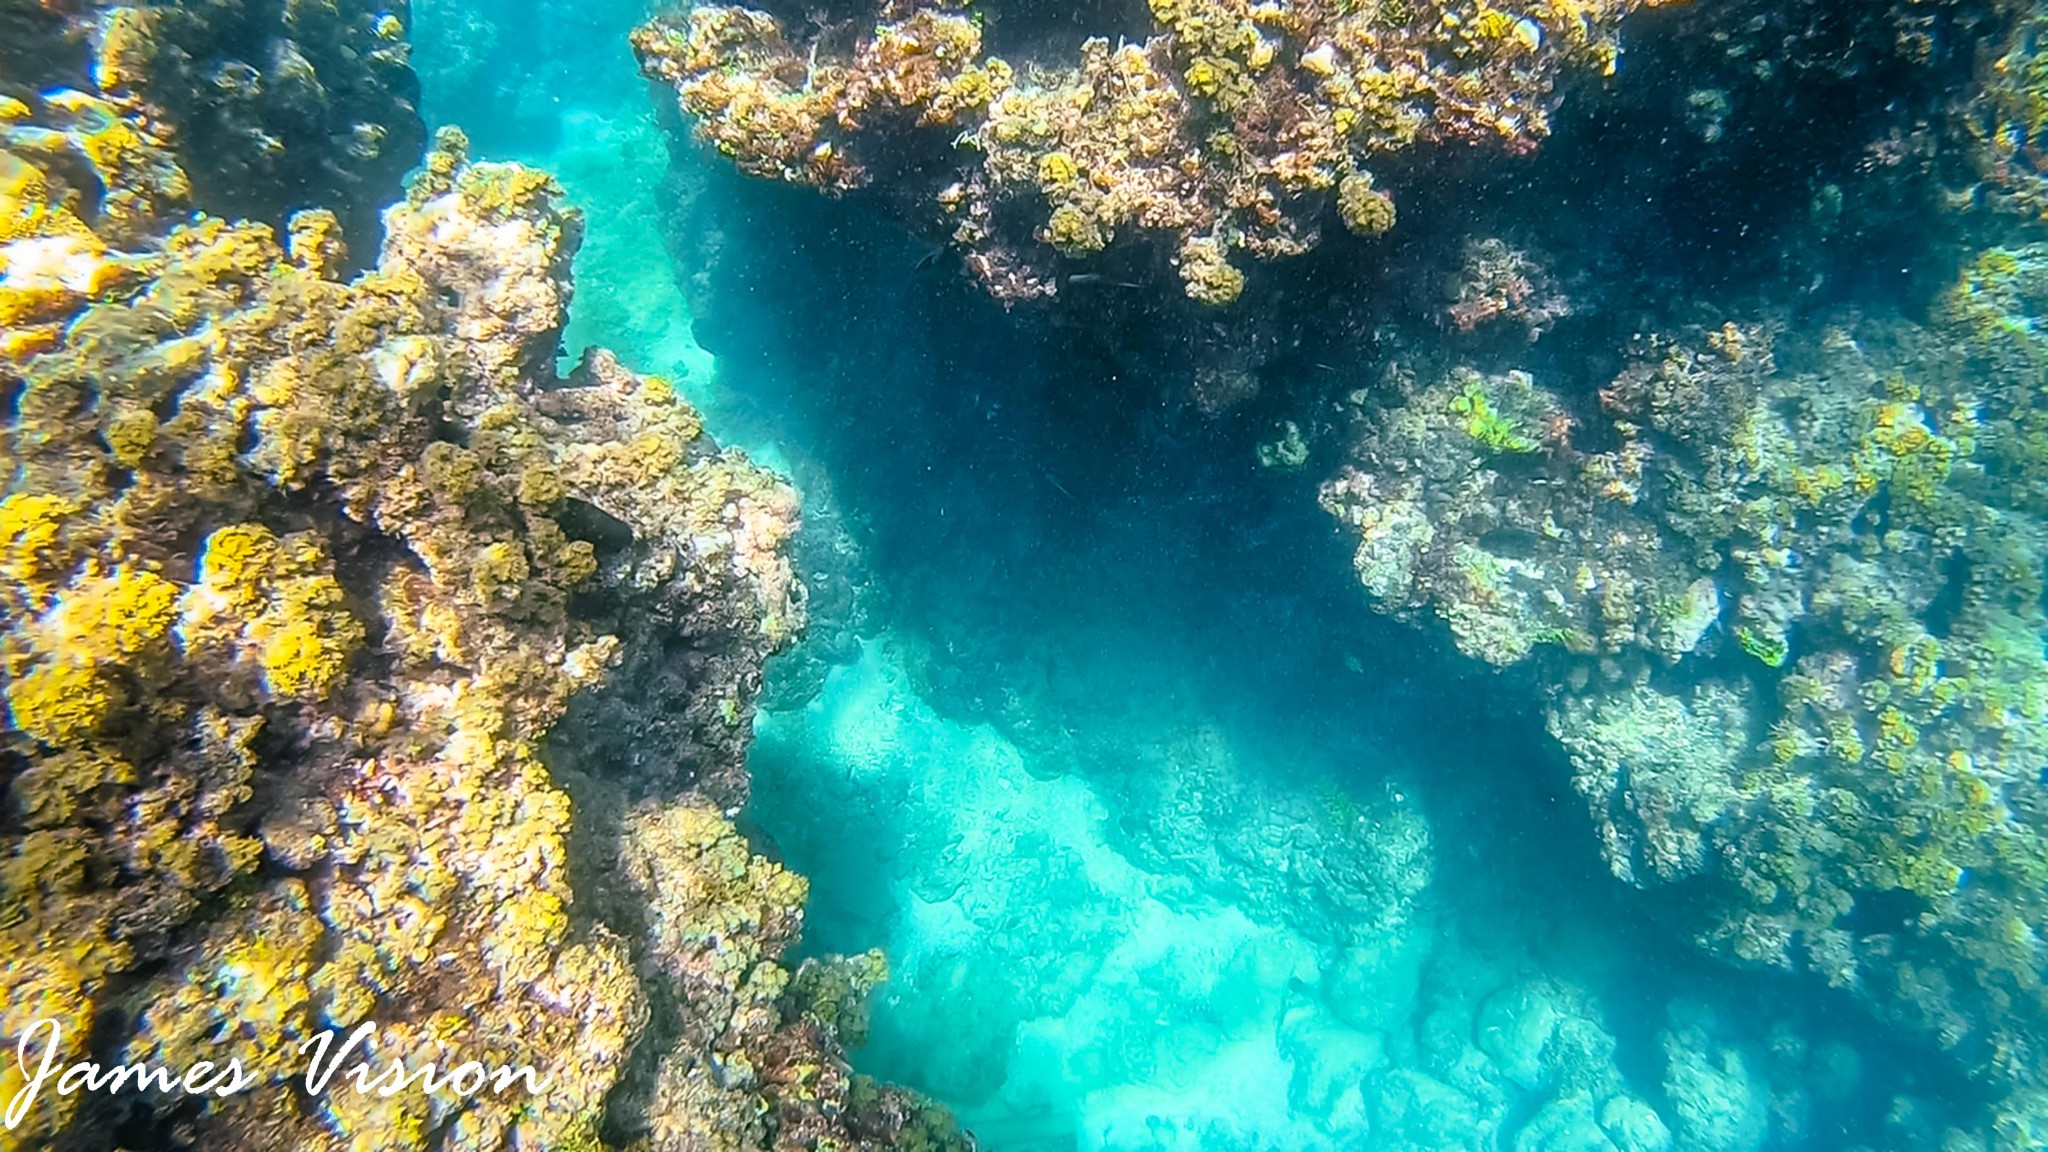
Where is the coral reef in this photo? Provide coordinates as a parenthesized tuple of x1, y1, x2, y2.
(613, 0, 2048, 1144)
(628, 0, 2048, 1142)
(1296, 2, 2048, 1143)
(1443, 237, 1569, 340)
(84, 0, 427, 244)
(634, 0, 1660, 304)
(1971, 0, 2048, 217)
(0, 14, 953, 1148)
(1320, 281, 2048, 1142)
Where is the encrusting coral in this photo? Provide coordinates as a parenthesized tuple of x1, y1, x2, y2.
(89, 0, 427, 244)
(634, 0, 1663, 304)
(0, 6, 958, 1149)
(1298, 24, 2048, 1142)
(1319, 266, 2048, 1148)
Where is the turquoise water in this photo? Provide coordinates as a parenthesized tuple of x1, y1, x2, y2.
(415, 6, 1990, 1149)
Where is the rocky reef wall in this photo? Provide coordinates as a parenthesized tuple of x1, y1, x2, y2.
(0, 3, 958, 1148)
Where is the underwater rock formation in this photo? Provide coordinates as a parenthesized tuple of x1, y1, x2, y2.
(1296, 6, 2048, 1145)
(85, 0, 426, 244)
(633, 0, 1657, 306)
(0, 10, 955, 1150)
(748, 631, 1957, 1151)
(1968, 0, 2048, 224)
(1319, 204, 2048, 1152)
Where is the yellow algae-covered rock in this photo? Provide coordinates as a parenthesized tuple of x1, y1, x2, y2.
(0, 25, 953, 1152)
(182, 524, 367, 701)
(0, 150, 88, 242)
(636, 0, 1669, 303)
(0, 87, 190, 246)
(0, 147, 133, 346)
(82, 0, 426, 242)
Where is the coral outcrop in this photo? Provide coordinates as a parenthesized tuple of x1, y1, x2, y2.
(87, 0, 427, 244)
(1300, 15, 2048, 1140)
(0, 9, 954, 1150)
(634, 0, 1660, 304)
(1320, 284, 2048, 1146)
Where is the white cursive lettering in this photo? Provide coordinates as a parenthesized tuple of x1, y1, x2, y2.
(5, 1020, 61, 1131)
(298, 1022, 377, 1096)
(3, 1016, 550, 1129)
(295, 1022, 551, 1100)
(3, 1019, 252, 1131)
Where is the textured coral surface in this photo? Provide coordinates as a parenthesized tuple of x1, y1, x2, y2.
(0, 5, 958, 1148)
(27, 0, 2048, 1147)
(635, 0, 1657, 304)
(87, 0, 427, 243)
(1305, 8, 2048, 1141)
